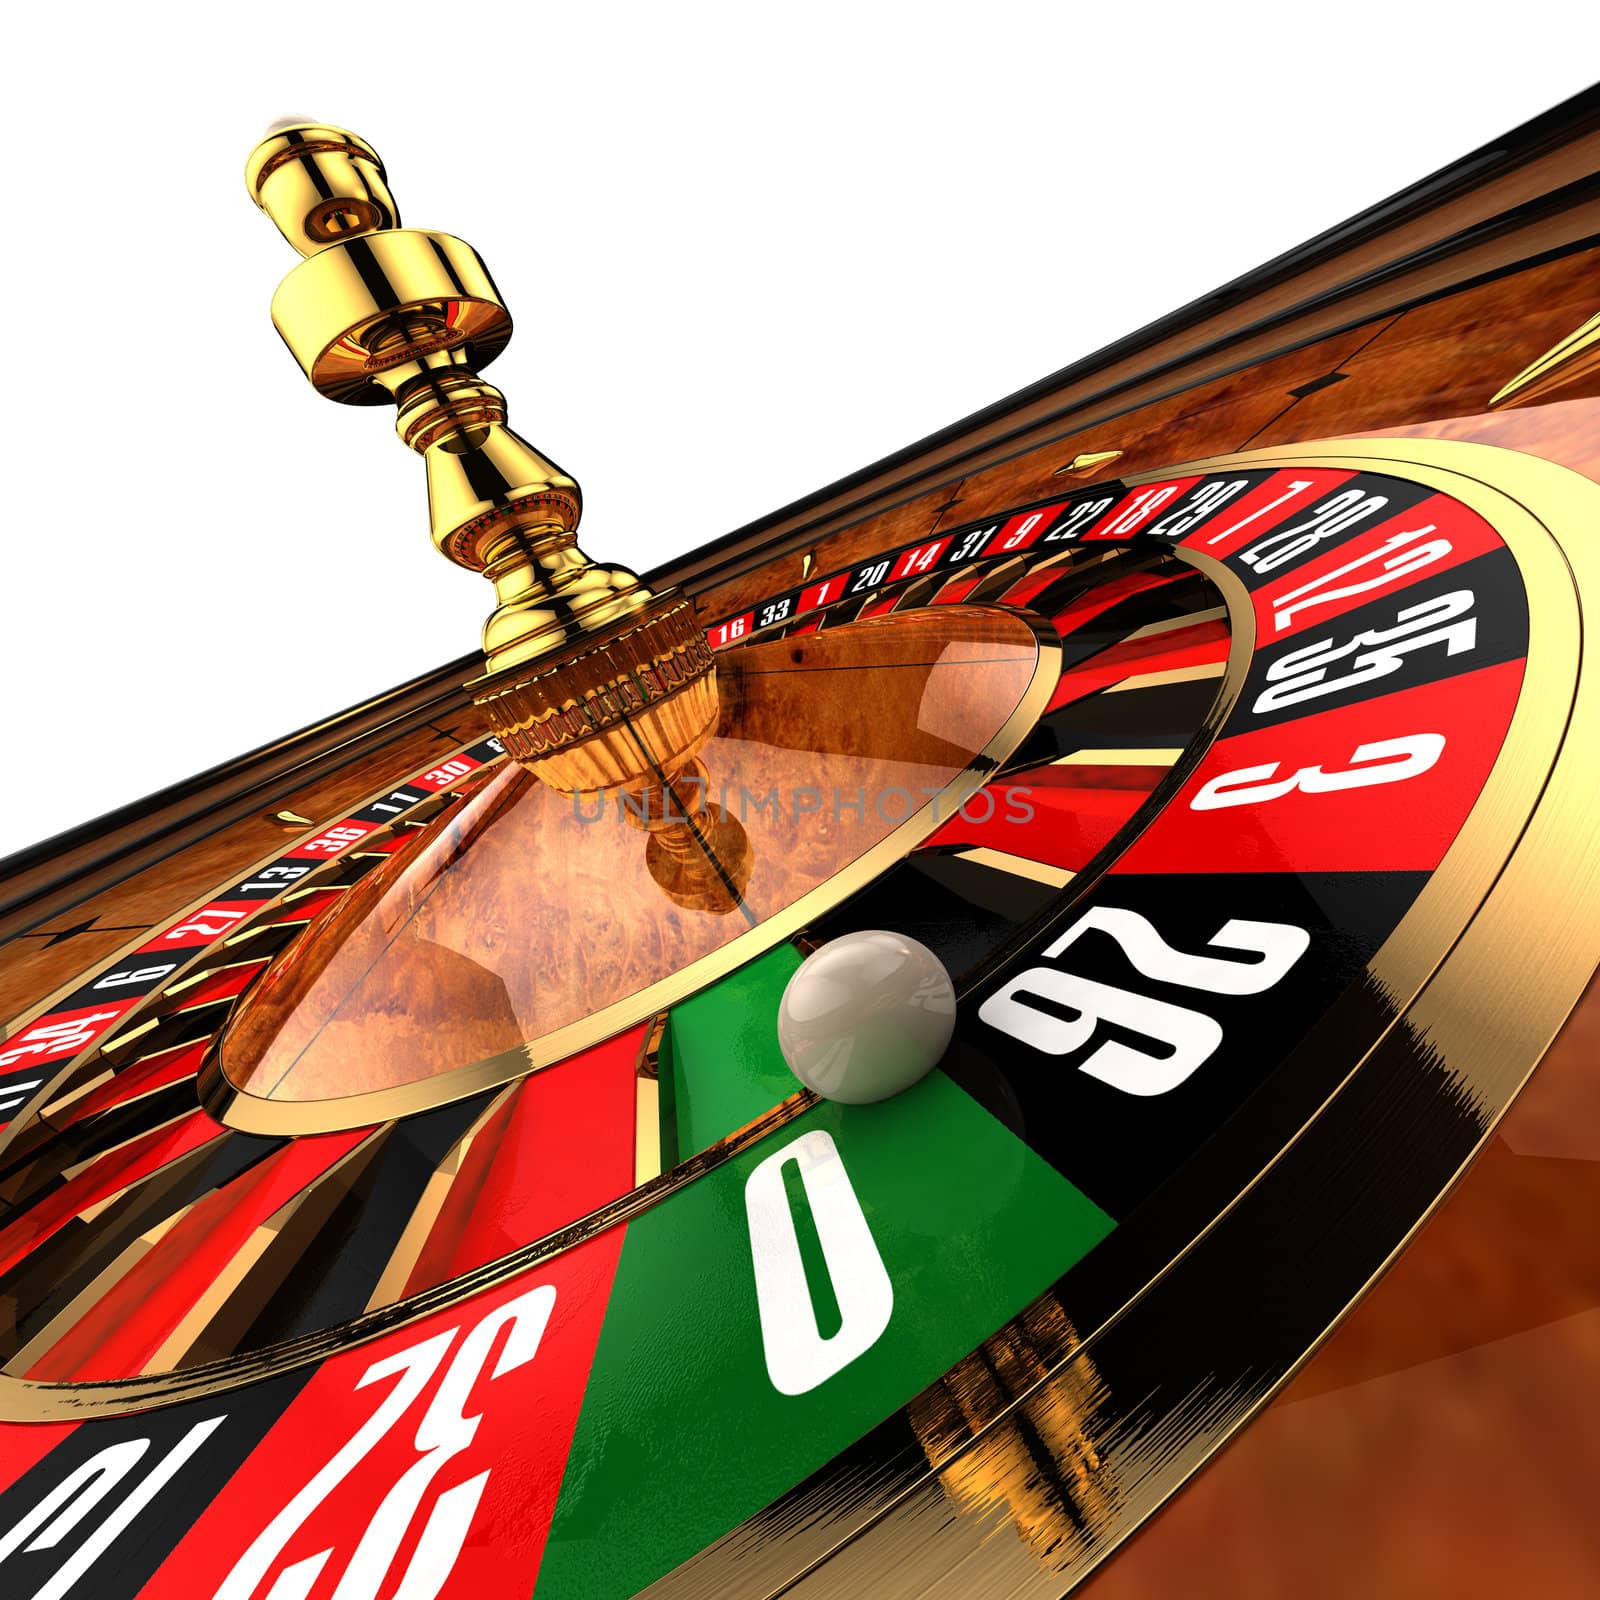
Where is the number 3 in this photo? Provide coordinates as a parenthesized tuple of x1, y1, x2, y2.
(1191, 733, 1446, 811)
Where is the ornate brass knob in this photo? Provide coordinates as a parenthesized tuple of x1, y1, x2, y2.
(245, 120, 720, 810)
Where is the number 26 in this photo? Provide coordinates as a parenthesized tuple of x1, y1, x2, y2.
(979, 908, 1309, 1096)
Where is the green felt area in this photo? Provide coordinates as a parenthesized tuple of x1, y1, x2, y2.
(657, 942, 805, 1163)
(535, 948, 1114, 1599)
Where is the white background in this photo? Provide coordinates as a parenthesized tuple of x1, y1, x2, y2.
(0, 2, 1595, 858)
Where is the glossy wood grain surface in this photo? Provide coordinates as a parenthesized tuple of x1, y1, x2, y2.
(1079, 971, 1600, 1599)
(217, 610, 1041, 1102)
(690, 247, 1600, 627)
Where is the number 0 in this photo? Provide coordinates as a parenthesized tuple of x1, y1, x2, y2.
(745, 1130, 893, 1396)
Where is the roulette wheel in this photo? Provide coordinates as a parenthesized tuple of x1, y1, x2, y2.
(2, 84, 1600, 1599)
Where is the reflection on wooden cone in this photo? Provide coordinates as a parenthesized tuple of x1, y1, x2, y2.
(624, 758, 755, 916)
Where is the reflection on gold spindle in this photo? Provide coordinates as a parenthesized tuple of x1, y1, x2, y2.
(906, 1294, 1119, 1572)
(619, 757, 754, 915)
(244, 122, 720, 814)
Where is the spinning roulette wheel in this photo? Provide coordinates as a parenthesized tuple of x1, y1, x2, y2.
(3, 91, 1600, 1599)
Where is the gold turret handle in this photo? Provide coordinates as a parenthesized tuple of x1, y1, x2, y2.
(246, 120, 719, 805)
